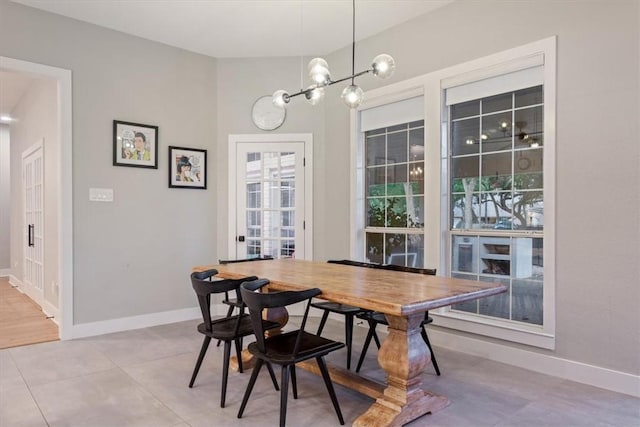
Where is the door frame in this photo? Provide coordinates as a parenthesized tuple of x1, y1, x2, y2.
(21, 140, 45, 305)
(1, 56, 73, 340)
(228, 134, 313, 260)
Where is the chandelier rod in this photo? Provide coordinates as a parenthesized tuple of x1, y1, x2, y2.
(351, 0, 356, 85)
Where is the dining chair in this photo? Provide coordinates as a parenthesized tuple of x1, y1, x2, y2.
(238, 278, 345, 427)
(355, 265, 441, 376)
(188, 269, 280, 408)
(309, 259, 382, 370)
(218, 256, 274, 318)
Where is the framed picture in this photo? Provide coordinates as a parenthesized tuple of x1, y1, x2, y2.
(113, 120, 158, 168)
(169, 146, 207, 189)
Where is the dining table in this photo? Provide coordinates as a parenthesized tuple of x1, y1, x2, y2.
(194, 258, 507, 427)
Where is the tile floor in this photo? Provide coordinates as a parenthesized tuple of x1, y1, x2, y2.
(1, 317, 638, 427)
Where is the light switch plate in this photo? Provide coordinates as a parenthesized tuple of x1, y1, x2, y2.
(89, 188, 114, 202)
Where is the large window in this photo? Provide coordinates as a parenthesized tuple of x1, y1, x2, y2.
(364, 121, 425, 267)
(352, 38, 555, 348)
(448, 85, 544, 325)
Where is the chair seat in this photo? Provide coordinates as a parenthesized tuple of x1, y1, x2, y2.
(248, 330, 345, 364)
(198, 314, 279, 340)
(309, 301, 366, 315)
(222, 297, 242, 307)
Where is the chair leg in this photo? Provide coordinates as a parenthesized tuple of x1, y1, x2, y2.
(316, 310, 330, 335)
(238, 358, 264, 419)
(235, 337, 244, 373)
(189, 336, 211, 388)
(371, 324, 382, 349)
(345, 314, 354, 370)
(316, 357, 345, 425)
(279, 365, 290, 427)
(290, 365, 298, 399)
(355, 323, 376, 373)
(221, 340, 232, 408)
(266, 362, 280, 391)
(421, 327, 441, 376)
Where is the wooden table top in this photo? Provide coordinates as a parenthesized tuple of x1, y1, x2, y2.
(195, 259, 506, 316)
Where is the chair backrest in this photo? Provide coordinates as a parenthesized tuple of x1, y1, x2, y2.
(219, 256, 274, 264)
(327, 259, 384, 269)
(240, 279, 321, 357)
(190, 270, 258, 332)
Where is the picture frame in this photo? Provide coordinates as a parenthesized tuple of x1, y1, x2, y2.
(168, 146, 207, 189)
(113, 120, 158, 169)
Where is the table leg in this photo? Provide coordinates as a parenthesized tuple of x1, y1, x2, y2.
(353, 313, 449, 427)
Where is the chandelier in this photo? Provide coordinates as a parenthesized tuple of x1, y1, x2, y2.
(272, 0, 396, 109)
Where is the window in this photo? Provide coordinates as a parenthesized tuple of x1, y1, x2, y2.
(352, 38, 555, 348)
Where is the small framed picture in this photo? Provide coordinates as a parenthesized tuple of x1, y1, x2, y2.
(113, 120, 158, 168)
(169, 146, 207, 189)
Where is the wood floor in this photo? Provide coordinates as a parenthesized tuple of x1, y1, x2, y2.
(0, 277, 58, 349)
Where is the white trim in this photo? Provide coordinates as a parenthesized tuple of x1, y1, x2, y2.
(71, 307, 201, 339)
(0, 268, 10, 277)
(227, 133, 313, 260)
(41, 299, 60, 325)
(429, 328, 640, 398)
(1, 56, 73, 340)
(8, 274, 21, 288)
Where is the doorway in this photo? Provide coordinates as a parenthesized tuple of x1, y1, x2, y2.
(1, 56, 73, 339)
(228, 134, 313, 260)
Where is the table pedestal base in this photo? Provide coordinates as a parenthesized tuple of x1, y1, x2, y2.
(353, 313, 449, 427)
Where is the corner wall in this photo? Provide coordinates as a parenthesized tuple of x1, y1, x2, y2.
(0, 124, 9, 270)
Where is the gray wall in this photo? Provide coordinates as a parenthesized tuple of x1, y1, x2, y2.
(0, 124, 9, 269)
(9, 78, 59, 309)
(0, 0, 638, 378)
(0, 0, 218, 323)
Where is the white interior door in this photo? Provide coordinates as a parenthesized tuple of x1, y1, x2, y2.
(229, 134, 313, 261)
(22, 140, 44, 305)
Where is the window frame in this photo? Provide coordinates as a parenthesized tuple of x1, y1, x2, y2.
(350, 37, 556, 349)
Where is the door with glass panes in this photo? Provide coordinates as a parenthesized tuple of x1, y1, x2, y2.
(234, 141, 306, 260)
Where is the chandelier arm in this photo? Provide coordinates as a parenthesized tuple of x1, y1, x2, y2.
(330, 69, 371, 86)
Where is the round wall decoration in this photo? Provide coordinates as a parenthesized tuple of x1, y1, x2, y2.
(251, 95, 286, 131)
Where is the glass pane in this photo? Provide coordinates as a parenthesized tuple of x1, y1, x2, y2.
(451, 191, 483, 229)
(408, 195, 423, 228)
(480, 236, 510, 276)
(280, 228, 294, 238)
(451, 273, 479, 313)
(515, 85, 543, 108)
(387, 123, 407, 133)
(263, 152, 279, 179)
(246, 152, 261, 181)
(451, 99, 479, 120)
(409, 128, 424, 162)
(387, 130, 408, 164)
(281, 153, 295, 179)
(247, 240, 261, 256)
(281, 240, 295, 257)
(407, 234, 424, 268)
(514, 106, 543, 149)
(281, 181, 295, 208)
(385, 233, 406, 265)
(246, 182, 261, 208)
(409, 120, 424, 129)
(366, 135, 385, 167)
(478, 277, 510, 319)
(514, 149, 543, 189)
(482, 112, 512, 153)
(367, 167, 386, 196)
(452, 156, 479, 189)
(281, 210, 294, 227)
(367, 198, 386, 227)
(387, 164, 407, 196)
(262, 211, 279, 238)
(408, 162, 424, 194)
(482, 152, 512, 190)
(366, 232, 384, 264)
(451, 117, 480, 156)
(512, 279, 543, 325)
(387, 197, 408, 227)
(482, 92, 512, 114)
(261, 240, 277, 258)
(452, 235, 478, 273)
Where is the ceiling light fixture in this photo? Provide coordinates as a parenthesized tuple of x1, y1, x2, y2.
(272, 0, 395, 109)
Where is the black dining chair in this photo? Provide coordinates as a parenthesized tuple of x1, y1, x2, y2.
(309, 259, 385, 370)
(355, 265, 441, 376)
(218, 256, 274, 318)
(238, 278, 345, 427)
(188, 269, 280, 408)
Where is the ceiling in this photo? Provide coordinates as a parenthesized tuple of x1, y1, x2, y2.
(2, 1, 453, 119)
(11, 0, 453, 58)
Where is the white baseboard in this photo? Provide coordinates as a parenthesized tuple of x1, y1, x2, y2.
(0, 268, 11, 277)
(71, 307, 201, 339)
(41, 300, 60, 326)
(8, 274, 21, 288)
(429, 328, 640, 398)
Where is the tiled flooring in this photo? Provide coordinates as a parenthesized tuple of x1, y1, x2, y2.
(1, 317, 638, 426)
